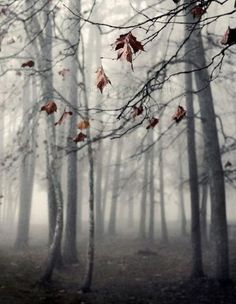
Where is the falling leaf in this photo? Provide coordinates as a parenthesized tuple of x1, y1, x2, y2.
(54, 110, 73, 126)
(224, 161, 232, 168)
(21, 60, 35, 68)
(71, 132, 87, 143)
(191, 5, 206, 19)
(40, 101, 57, 115)
(172, 106, 186, 123)
(77, 119, 90, 130)
(118, 43, 133, 63)
(58, 68, 70, 79)
(114, 31, 144, 70)
(220, 27, 236, 46)
(96, 65, 111, 93)
(131, 105, 143, 119)
(146, 117, 159, 129)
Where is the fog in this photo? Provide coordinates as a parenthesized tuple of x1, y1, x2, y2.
(0, 0, 236, 303)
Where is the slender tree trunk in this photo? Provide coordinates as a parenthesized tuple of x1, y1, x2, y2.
(184, 28, 204, 276)
(95, 141, 104, 238)
(40, 158, 64, 283)
(189, 4, 229, 281)
(63, 0, 80, 262)
(159, 122, 168, 243)
(108, 139, 123, 236)
(102, 141, 113, 216)
(139, 144, 149, 239)
(14, 77, 32, 250)
(200, 180, 208, 245)
(178, 140, 187, 236)
(148, 133, 155, 240)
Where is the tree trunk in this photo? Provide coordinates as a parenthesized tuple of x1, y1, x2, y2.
(159, 122, 168, 243)
(148, 132, 155, 240)
(187, 0, 229, 281)
(184, 28, 204, 276)
(178, 140, 187, 236)
(95, 140, 104, 238)
(63, 0, 80, 261)
(108, 139, 123, 236)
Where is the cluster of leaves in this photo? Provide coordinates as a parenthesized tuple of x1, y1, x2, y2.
(95, 31, 187, 131)
(40, 101, 89, 143)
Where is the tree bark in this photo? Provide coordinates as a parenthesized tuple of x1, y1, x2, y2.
(184, 37, 204, 276)
(187, 0, 229, 281)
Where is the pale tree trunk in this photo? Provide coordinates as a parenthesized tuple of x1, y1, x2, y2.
(139, 143, 149, 239)
(102, 141, 114, 217)
(63, 0, 81, 264)
(79, 38, 95, 294)
(14, 76, 32, 250)
(187, 0, 229, 281)
(159, 122, 168, 243)
(148, 143, 155, 240)
(108, 139, 123, 236)
(178, 140, 187, 236)
(38, 1, 64, 281)
(95, 140, 104, 238)
(0, 98, 4, 224)
(184, 30, 204, 276)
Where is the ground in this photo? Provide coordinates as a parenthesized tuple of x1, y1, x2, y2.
(0, 236, 236, 304)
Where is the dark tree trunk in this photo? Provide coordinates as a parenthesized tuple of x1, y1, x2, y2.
(184, 54, 204, 276)
(188, 0, 229, 281)
(95, 141, 104, 238)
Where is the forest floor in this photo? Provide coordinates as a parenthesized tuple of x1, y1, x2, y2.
(0, 234, 236, 304)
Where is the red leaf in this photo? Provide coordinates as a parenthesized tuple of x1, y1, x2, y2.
(146, 117, 159, 129)
(21, 60, 35, 68)
(172, 106, 186, 123)
(54, 110, 73, 126)
(77, 120, 90, 130)
(72, 132, 87, 143)
(114, 32, 144, 53)
(131, 105, 143, 119)
(220, 27, 236, 45)
(114, 32, 144, 69)
(191, 5, 206, 19)
(96, 65, 111, 93)
(40, 101, 57, 115)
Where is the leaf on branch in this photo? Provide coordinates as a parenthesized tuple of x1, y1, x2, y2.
(96, 65, 111, 93)
(77, 119, 90, 130)
(54, 110, 73, 126)
(21, 60, 35, 68)
(58, 68, 70, 79)
(114, 31, 144, 70)
(172, 106, 186, 123)
(131, 105, 143, 119)
(191, 5, 206, 19)
(40, 101, 57, 115)
(224, 160, 232, 168)
(71, 132, 87, 143)
(146, 117, 159, 129)
(220, 27, 236, 45)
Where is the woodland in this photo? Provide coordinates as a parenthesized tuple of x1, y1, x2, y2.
(0, 0, 236, 303)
